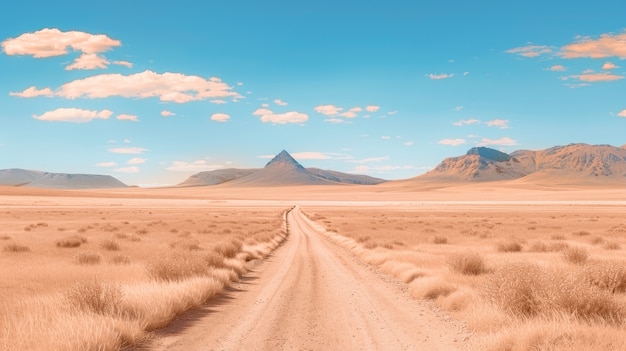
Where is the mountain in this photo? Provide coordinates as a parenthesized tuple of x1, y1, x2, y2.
(416, 144, 626, 183)
(0, 169, 128, 189)
(178, 150, 387, 187)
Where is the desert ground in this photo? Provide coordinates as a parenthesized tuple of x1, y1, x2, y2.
(1, 183, 625, 350)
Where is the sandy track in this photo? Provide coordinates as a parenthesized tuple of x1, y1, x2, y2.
(146, 206, 468, 351)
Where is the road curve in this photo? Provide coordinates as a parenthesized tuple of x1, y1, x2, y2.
(146, 206, 468, 350)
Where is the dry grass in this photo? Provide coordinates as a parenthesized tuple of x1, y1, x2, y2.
(3, 243, 31, 252)
(0, 204, 288, 351)
(307, 205, 626, 351)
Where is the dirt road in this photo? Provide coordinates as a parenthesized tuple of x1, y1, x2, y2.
(147, 206, 468, 350)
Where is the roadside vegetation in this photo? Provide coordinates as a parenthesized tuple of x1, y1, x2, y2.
(305, 207, 626, 350)
(0, 206, 289, 350)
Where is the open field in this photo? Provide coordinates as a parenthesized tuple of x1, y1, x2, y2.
(304, 203, 626, 350)
(1, 184, 625, 350)
(0, 195, 287, 350)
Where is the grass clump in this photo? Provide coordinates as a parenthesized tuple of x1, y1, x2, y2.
(447, 251, 487, 275)
(146, 254, 208, 282)
(496, 240, 523, 252)
(75, 252, 102, 265)
(432, 236, 448, 244)
(100, 239, 121, 251)
(109, 254, 131, 265)
(0, 235, 11, 240)
(603, 241, 621, 250)
(212, 239, 242, 258)
(65, 279, 123, 315)
(582, 262, 626, 294)
(56, 235, 87, 248)
(3, 243, 31, 252)
(562, 246, 589, 265)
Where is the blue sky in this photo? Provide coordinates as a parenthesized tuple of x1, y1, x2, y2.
(1, 0, 625, 186)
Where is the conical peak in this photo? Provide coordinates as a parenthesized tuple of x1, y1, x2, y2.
(264, 150, 304, 169)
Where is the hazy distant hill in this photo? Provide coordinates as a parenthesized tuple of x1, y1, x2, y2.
(0, 169, 128, 189)
(417, 144, 626, 183)
(179, 150, 387, 187)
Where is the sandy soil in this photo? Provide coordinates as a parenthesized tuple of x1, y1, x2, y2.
(145, 206, 468, 351)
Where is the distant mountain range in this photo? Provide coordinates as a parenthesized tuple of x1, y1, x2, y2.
(2, 144, 624, 189)
(0, 169, 127, 189)
(416, 143, 626, 184)
(179, 150, 387, 187)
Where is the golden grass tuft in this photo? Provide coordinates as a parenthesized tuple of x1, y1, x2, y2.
(66, 279, 123, 315)
(432, 236, 448, 244)
(109, 254, 132, 265)
(410, 277, 456, 299)
(562, 246, 589, 264)
(212, 239, 242, 258)
(56, 235, 88, 248)
(100, 239, 121, 251)
(75, 252, 102, 265)
(146, 253, 208, 282)
(447, 251, 487, 275)
(603, 241, 621, 250)
(3, 243, 31, 252)
(496, 240, 523, 252)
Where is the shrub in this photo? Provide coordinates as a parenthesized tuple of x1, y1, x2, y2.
(551, 233, 566, 240)
(109, 254, 131, 265)
(573, 230, 591, 236)
(56, 235, 87, 248)
(146, 254, 207, 282)
(603, 241, 621, 250)
(496, 240, 523, 252)
(66, 279, 123, 315)
(100, 239, 120, 251)
(447, 251, 487, 275)
(3, 243, 31, 252)
(432, 236, 448, 244)
(562, 247, 588, 264)
(0, 235, 10, 240)
(582, 262, 626, 294)
(362, 240, 379, 249)
(213, 239, 242, 258)
(203, 252, 226, 268)
(170, 239, 201, 251)
(590, 236, 604, 245)
(76, 252, 102, 265)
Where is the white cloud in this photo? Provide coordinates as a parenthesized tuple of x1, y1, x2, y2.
(453, 118, 480, 127)
(506, 45, 553, 58)
(324, 118, 345, 124)
(339, 111, 358, 118)
(166, 160, 224, 172)
(547, 65, 566, 72)
(95, 162, 117, 167)
(33, 108, 112, 123)
(109, 147, 148, 154)
(365, 105, 380, 112)
(618, 109, 626, 117)
(560, 32, 626, 59)
(387, 110, 398, 115)
(41, 70, 242, 103)
(349, 156, 389, 164)
(115, 166, 140, 173)
(478, 137, 518, 146)
(65, 53, 109, 70)
(117, 114, 139, 122)
(486, 119, 510, 129)
(9, 86, 53, 98)
(261, 103, 269, 108)
(161, 110, 175, 117)
(602, 61, 619, 70)
(211, 99, 227, 104)
(1, 28, 120, 58)
(349, 107, 362, 112)
(452, 106, 463, 111)
(274, 99, 288, 106)
(127, 158, 146, 165)
(291, 152, 332, 160)
(113, 60, 133, 68)
(252, 108, 308, 124)
(381, 136, 391, 140)
(438, 138, 467, 146)
(404, 141, 414, 146)
(314, 104, 343, 116)
(428, 73, 454, 80)
(211, 113, 230, 122)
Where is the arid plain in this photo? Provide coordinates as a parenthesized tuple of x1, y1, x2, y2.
(1, 181, 625, 351)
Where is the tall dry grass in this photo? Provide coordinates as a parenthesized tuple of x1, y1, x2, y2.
(0, 205, 291, 350)
(305, 206, 626, 350)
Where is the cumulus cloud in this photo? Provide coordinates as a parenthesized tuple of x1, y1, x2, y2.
(34, 70, 242, 103)
(117, 114, 139, 122)
(506, 45, 553, 58)
(211, 99, 227, 104)
(274, 99, 288, 106)
(291, 152, 332, 160)
(438, 138, 466, 146)
(166, 160, 223, 172)
(161, 110, 175, 117)
(65, 53, 109, 70)
(452, 105, 463, 111)
(564, 71, 625, 82)
(561, 32, 626, 59)
(109, 147, 148, 154)
(486, 119, 510, 129)
(33, 108, 112, 123)
(548, 65, 566, 72)
(404, 141, 414, 146)
(602, 61, 619, 70)
(114, 166, 139, 173)
(113, 60, 133, 68)
(339, 111, 358, 118)
(478, 137, 518, 146)
(9, 86, 53, 98)
(453, 118, 480, 127)
(381, 136, 391, 140)
(95, 162, 117, 167)
(365, 105, 380, 112)
(1, 28, 120, 58)
(618, 109, 626, 117)
(127, 158, 146, 165)
(314, 104, 343, 116)
(252, 108, 308, 124)
(324, 117, 345, 124)
(211, 113, 230, 122)
(428, 73, 454, 80)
